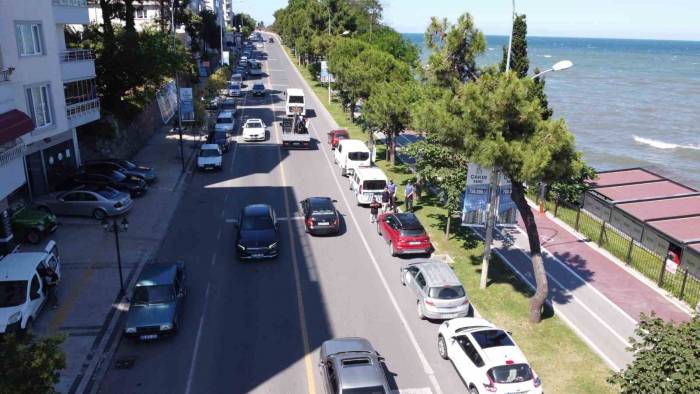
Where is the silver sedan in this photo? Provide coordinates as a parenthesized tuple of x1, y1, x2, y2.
(35, 187, 133, 220)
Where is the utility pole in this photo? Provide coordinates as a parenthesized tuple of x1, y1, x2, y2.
(505, 0, 515, 72)
(480, 170, 500, 289)
(172, 2, 184, 172)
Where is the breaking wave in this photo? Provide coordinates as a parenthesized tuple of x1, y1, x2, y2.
(633, 135, 700, 151)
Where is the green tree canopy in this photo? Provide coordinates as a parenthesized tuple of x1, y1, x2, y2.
(500, 14, 529, 77)
(0, 333, 66, 394)
(610, 314, 700, 394)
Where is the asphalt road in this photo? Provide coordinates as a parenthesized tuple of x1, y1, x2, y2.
(97, 34, 467, 394)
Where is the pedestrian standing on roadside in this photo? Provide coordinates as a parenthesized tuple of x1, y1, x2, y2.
(43, 266, 59, 309)
(414, 180, 422, 203)
(387, 179, 397, 199)
(369, 197, 381, 223)
(405, 181, 415, 212)
(389, 192, 398, 213)
(381, 187, 390, 213)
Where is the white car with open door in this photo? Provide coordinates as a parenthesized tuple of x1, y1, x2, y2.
(437, 317, 543, 394)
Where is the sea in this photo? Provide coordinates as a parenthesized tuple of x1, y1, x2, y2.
(403, 33, 700, 189)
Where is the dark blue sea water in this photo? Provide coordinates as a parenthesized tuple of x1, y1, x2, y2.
(403, 33, 700, 188)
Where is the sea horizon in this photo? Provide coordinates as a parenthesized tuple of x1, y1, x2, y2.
(399, 33, 700, 44)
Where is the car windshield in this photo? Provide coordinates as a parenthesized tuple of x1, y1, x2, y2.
(471, 329, 515, 349)
(241, 213, 274, 230)
(132, 285, 175, 304)
(399, 228, 425, 236)
(111, 171, 127, 181)
(97, 188, 120, 199)
(362, 180, 386, 191)
(247, 122, 263, 129)
(349, 152, 370, 161)
(217, 118, 233, 124)
(310, 200, 335, 214)
(200, 149, 220, 157)
(487, 364, 533, 384)
(428, 286, 465, 299)
(0, 281, 27, 307)
(230, 84, 240, 89)
(254, 85, 264, 90)
(342, 387, 387, 394)
(289, 95, 304, 104)
(212, 132, 227, 139)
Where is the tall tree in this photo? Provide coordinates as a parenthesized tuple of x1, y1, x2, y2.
(0, 333, 66, 393)
(424, 13, 486, 88)
(457, 72, 583, 323)
(99, 0, 116, 44)
(610, 314, 700, 393)
(122, 0, 137, 36)
(500, 14, 529, 77)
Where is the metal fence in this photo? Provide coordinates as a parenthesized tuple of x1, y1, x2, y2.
(59, 49, 95, 62)
(552, 199, 700, 309)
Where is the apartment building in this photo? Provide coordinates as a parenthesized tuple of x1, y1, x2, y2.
(88, 0, 206, 32)
(0, 0, 100, 251)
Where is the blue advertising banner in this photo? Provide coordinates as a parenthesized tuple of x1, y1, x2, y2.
(320, 61, 335, 83)
(462, 164, 518, 227)
(179, 88, 194, 122)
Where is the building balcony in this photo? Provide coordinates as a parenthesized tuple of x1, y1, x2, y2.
(60, 49, 96, 81)
(0, 144, 27, 200)
(66, 98, 100, 128)
(52, 0, 90, 25)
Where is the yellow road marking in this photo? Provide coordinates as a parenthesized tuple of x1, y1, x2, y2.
(265, 46, 317, 394)
(48, 267, 94, 333)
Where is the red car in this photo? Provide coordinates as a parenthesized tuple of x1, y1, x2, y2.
(327, 129, 349, 150)
(377, 212, 432, 256)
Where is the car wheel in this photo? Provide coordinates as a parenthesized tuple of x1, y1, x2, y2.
(438, 335, 448, 360)
(417, 301, 425, 320)
(93, 209, 107, 220)
(26, 230, 41, 244)
(390, 242, 398, 257)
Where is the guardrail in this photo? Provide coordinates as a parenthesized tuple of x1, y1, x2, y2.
(60, 49, 95, 62)
(66, 98, 100, 119)
(52, 0, 88, 6)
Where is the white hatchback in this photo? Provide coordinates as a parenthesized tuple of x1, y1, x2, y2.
(437, 318, 543, 394)
(242, 118, 267, 142)
(197, 144, 223, 171)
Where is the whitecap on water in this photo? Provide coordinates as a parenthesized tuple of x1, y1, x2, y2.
(543, 54, 552, 58)
(633, 135, 700, 151)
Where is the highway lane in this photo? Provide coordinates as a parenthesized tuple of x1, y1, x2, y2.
(97, 35, 468, 394)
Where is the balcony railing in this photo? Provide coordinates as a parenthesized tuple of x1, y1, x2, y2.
(60, 49, 94, 62)
(0, 68, 14, 82)
(52, 0, 88, 6)
(0, 143, 26, 168)
(66, 98, 100, 119)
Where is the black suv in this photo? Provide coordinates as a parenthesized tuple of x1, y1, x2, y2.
(84, 159, 157, 184)
(235, 204, 279, 259)
(68, 171, 147, 197)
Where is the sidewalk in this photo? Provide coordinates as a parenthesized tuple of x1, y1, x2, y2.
(24, 125, 201, 393)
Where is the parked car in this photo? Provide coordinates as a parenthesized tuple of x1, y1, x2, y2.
(205, 96, 220, 111)
(437, 318, 542, 394)
(197, 144, 223, 171)
(84, 159, 157, 184)
(242, 118, 267, 142)
(0, 242, 61, 334)
(235, 204, 279, 259)
(327, 129, 349, 150)
(234, 66, 247, 78)
(208, 130, 232, 152)
(35, 186, 133, 220)
(220, 97, 237, 112)
(66, 171, 147, 197)
(215, 110, 236, 134)
(9, 201, 57, 244)
(400, 259, 470, 320)
(228, 82, 242, 97)
(377, 212, 432, 256)
(252, 82, 266, 97)
(124, 262, 186, 340)
(301, 197, 340, 235)
(319, 337, 391, 394)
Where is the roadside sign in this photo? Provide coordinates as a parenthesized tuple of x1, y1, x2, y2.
(320, 61, 335, 83)
(156, 81, 177, 124)
(462, 164, 518, 227)
(179, 88, 194, 122)
(222, 51, 230, 65)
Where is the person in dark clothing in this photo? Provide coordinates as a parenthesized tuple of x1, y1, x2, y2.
(405, 181, 415, 212)
(389, 193, 398, 213)
(42, 266, 59, 309)
(381, 187, 391, 213)
(369, 197, 381, 223)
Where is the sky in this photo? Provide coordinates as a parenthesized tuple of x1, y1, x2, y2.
(241, 0, 700, 41)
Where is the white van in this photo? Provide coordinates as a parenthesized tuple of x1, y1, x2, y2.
(285, 88, 305, 116)
(334, 139, 371, 177)
(350, 166, 388, 205)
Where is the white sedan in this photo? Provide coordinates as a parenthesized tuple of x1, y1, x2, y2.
(242, 118, 267, 142)
(437, 318, 543, 394)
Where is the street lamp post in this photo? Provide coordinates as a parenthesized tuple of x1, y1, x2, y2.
(172, 3, 185, 173)
(102, 217, 129, 297)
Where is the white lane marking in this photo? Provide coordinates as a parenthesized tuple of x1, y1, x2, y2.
(229, 137, 239, 172)
(224, 193, 229, 203)
(220, 209, 225, 219)
(278, 37, 443, 394)
(211, 252, 217, 266)
(393, 389, 433, 394)
(216, 227, 222, 241)
(184, 282, 212, 394)
(514, 226, 638, 325)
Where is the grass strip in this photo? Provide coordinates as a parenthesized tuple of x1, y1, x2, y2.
(285, 47, 617, 393)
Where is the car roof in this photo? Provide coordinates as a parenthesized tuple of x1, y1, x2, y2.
(393, 212, 423, 230)
(0, 253, 47, 280)
(218, 110, 234, 118)
(201, 143, 220, 150)
(338, 139, 369, 150)
(245, 118, 263, 125)
(322, 337, 374, 357)
(286, 88, 304, 96)
(355, 166, 386, 179)
(136, 263, 178, 287)
(322, 338, 385, 390)
(479, 341, 529, 367)
(307, 197, 334, 210)
(407, 259, 461, 287)
(243, 204, 272, 216)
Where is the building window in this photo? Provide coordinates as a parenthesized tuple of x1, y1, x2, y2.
(134, 8, 147, 19)
(16, 23, 43, 56)
(64, 79, 97, 106)
(26, 84, 53, 128)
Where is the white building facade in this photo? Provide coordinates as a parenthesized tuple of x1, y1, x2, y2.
(0, 0, 99, 251)
(88, 0, 207, 33)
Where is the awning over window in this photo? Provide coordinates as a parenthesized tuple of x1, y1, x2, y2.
(0, 109, 33, 145)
